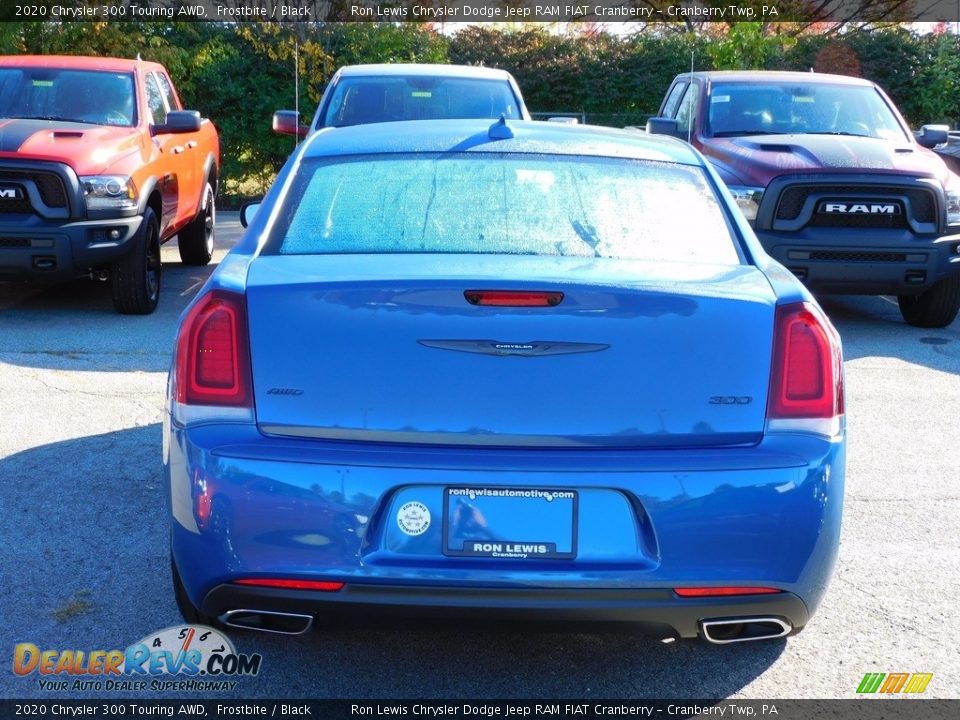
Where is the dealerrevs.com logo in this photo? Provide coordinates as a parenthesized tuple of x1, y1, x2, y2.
(13, 625, 262, 692)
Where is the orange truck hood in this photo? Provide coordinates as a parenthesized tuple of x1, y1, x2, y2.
(0, 118, 143, 175)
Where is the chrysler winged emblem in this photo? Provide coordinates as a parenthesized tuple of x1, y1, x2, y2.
(417, 340, 609, 357)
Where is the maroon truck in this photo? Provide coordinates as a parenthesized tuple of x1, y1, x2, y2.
(648, 71, 960, 328)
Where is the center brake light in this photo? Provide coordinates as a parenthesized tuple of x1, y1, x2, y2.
(175, 290, 252, 409)
(465, 290, 564, 307)
(767, 302, 844, 437)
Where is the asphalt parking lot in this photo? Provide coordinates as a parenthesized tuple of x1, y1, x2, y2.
(1, 212, 958, 700)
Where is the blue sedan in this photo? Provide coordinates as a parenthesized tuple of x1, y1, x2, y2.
(165, 119, 845, 644)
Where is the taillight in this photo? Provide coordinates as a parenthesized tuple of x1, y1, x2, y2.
(175, 290, 252, 408)
(767, 302, 843, 436)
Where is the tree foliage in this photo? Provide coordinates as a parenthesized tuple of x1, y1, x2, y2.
(449, 26, 711, 122)
(706, 22, 795, 70)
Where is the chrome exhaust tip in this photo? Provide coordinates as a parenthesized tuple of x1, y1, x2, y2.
(700, 617, 792, 644)
(219, 609, 314, 635)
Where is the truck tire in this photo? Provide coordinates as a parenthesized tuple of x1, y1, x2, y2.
(897, 274, 960, 328)
(111, 207, 160, 315)
(177, 182, 215, 266)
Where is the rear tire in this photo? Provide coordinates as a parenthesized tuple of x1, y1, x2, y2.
(111, 207, 160, 315)
(171, 552, 221, 628)
(177, 182, 215, 266)
(897, 274, 960, 328)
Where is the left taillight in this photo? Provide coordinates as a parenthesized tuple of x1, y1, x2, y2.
(173, 291, 253, 423)
(766, 301, 844, 438)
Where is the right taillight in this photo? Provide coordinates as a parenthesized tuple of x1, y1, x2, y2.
(767, 302, 844, 437)
(173, 290, 253, 424)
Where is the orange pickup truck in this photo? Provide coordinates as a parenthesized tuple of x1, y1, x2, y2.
(0, 56, 219, 314)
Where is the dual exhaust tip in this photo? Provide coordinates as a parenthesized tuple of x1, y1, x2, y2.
(219, 609, 313, 635)
(700, 617, 792, 644)
(218, 609, 792, 644)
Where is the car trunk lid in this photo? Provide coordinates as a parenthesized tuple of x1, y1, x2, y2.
(245, 254, 776, 448)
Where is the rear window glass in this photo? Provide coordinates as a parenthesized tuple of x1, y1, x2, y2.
(322, 77, 521, 127)
(268, 153, 740, 265)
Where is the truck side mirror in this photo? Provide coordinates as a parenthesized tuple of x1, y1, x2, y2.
(646, 117, 680, 137)
(273, 110, 309, 138)
(916, 124, 949, 148)
(152, 110, 201, 135)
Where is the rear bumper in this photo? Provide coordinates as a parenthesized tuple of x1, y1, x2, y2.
(0, 214, 144, 281)
(201, 582, 809, 639)
(167, 422, 845, 632)
(759, 229, 960, 295)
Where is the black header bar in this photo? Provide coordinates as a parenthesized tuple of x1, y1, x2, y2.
(3, 1, 960, 24)
(0, 700, 958, 720)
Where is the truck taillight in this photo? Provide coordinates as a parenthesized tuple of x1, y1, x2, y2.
(766, 302, 843, 437)
(175, 291, 252, 409)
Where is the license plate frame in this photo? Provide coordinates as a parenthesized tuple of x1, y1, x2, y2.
(442, 487, 578, 560)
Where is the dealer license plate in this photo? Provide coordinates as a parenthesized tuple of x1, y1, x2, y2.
(442, 487, 578, 559)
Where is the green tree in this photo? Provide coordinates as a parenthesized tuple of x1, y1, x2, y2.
(707, 22, 794, 70)
(913, 33, 960, 126)
(190, 28, 308, 197)
(0, 22, 22, 53)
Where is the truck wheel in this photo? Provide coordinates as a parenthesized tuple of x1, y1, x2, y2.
(177, 182, 215, 266)
(111, 207, 160, 315)
(897, 274, 960, 328)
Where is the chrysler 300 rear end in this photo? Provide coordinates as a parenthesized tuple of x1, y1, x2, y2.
(164, 120, 845, 643)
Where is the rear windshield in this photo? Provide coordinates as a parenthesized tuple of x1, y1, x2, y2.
(321, 77, 522, 127)
(0, 68, 136, 127)
(267, 153, 740, 265)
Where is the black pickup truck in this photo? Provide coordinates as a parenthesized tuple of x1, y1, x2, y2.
(647, 70, 960, 328)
